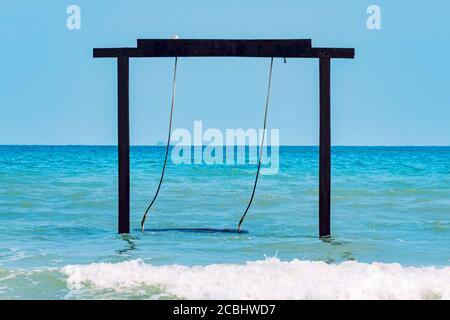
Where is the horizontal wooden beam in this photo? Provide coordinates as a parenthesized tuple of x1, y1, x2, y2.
(137, 39, 311, 57)
(308, 47, 355, 59)
(93, 39, 354, 59)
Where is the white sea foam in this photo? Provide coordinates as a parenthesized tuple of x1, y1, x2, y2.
(61, 258, 450, 300)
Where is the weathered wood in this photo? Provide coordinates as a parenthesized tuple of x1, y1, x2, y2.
(117, 57, 130, 234)
(137, 39, 311, 57)
(319, 58, 331, 238)
(308, 47, 354, 59)
(93, 39, 354, 59)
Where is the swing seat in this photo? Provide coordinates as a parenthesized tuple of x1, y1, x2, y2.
(137, 227, 248, 234)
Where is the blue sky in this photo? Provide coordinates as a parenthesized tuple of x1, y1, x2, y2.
(0, 0, 449, 145)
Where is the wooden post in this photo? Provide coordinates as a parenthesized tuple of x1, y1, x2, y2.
(319, 58, 331, 238)
(117, 57, 130, 234)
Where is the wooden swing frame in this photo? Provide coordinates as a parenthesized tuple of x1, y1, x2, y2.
(93, 39, 355, 238)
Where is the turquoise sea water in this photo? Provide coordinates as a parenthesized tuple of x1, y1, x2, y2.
(0, 146, 449, 299)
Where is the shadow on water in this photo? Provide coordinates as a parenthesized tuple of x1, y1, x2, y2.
(136, 228, 249, 234)
(319, 236, 349, 246)
(319, 236, 356, 263)
(116, 234, 138, 256)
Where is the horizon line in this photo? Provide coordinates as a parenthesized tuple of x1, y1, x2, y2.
(1, 144, 449, 147)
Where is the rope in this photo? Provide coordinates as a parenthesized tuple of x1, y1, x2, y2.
(141, 57, 178, 232)
(237, 57, 274, 232)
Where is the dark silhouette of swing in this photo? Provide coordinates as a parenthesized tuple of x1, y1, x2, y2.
(93, 39, 355, 238)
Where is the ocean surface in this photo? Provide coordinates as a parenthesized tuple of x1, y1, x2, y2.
(0, 146, 449, 299)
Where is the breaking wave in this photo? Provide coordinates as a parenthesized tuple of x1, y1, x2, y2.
(61, 258, 450, 300)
